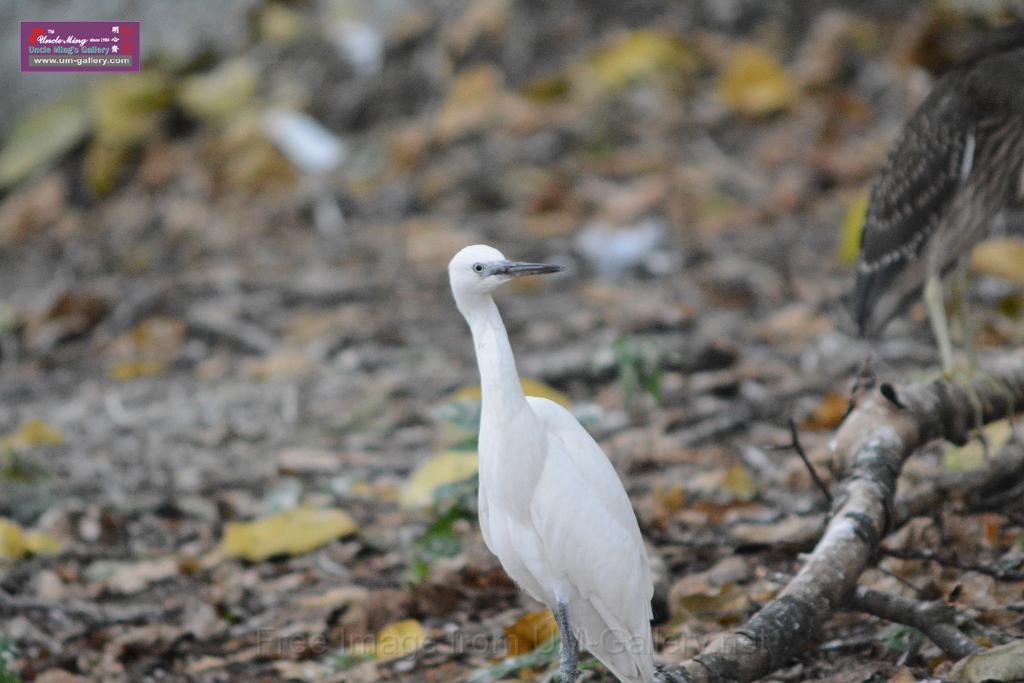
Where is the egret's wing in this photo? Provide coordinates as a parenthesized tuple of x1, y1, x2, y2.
(526, 397, 655, 683)
(477, 476, 492, 550)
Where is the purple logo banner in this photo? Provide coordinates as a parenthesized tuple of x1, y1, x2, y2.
(21, 21, 140, 72)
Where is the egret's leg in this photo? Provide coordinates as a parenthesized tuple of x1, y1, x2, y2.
(924, 274, 955, 375)
(556, 602, 579, 683)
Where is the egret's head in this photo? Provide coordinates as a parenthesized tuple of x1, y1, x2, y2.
(448, 244, 563, 307)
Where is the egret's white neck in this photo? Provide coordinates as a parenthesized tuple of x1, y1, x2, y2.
(459, 293, 526, 416)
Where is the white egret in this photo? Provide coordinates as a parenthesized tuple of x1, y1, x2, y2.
(448, 245, 655, 683)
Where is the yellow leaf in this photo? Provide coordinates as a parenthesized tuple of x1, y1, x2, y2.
(374, 619, 427, 659)
(505, 610, 557, 656)
(435, 64, 505, 142)
(23, 530, 61, 556)
(587, 29, 696, 91)
(220, 507, 358, 561)
(108, 359, 168, 380)
(718, 43, 797, 117)
(721, 463, 757, 499)
(0, 519, 25, 560)
(837, 192, 869, 264)
(971, 238, 1024, 286)
(179, 59, 258, 123)
(451, 378, 571, 408)
(91, 72, 172, 145)
(243, 350, 312, 379)
(0, 90, 90, 190)
(399, 451, 478, 509)
(945, 420, 1012, 472)
(0, 419, 64, 451)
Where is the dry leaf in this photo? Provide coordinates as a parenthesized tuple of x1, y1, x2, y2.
(220, 507, 358, 561)
(722, 463, 757, 498)
(670, 578, 747, 623)
(754, 303, 833, 346)
(971, 238, 1024, 286)
(585, 29, 696, 91)
(802, 392, 848, 430)
(718, 43, 797, 117)
(886, 665, 917, 683)
(505, 609, 557, 656)
(435, 65, 505, 142)
(399, 451, 479, 509)
(729, 514, 825, 547)
(275, 448, 342, 475)
(951, 639, 1024, 682)
(688, 463, 758, 501)
(243, 349, 312, 379)
(104, 557, 180, 594)
(669, 556, 751, 623)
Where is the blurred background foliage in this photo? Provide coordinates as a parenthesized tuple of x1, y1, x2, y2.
(2, 1, 1024, 681)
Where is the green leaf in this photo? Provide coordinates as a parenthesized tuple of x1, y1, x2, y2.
(466, 634, 560, 683)
(0, 635, 20, 683)
(877, 623, 923, 653)
(414, 506, 468, 562)
(612, 336, 663, 406)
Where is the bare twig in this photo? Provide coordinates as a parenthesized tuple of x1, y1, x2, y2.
(658, 359, 1024, 683)
(845, 585, 981, 660)
(787, 418, 832, 506)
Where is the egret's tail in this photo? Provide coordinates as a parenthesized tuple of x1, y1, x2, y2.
(569, 593, 655, 683)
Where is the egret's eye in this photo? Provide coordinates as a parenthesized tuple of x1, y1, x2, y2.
(472, 263, 485, 274)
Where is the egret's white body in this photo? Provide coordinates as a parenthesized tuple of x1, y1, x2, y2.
(448, 245, 655, 683)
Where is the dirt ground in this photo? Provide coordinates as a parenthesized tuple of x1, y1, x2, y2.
(1, 1, 1023, 681)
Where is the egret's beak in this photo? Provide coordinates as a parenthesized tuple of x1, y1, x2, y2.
(492, 261, 564, 277)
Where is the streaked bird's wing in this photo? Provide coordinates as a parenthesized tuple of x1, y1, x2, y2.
(853, 76, 971, 335)
(854, 45, 1024, 335)
(526, 397, 655, 683)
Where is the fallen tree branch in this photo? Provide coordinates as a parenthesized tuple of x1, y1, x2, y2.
(845, 585, 981, 661)
(893, 439, 1024, 527)
(659, 358, 1024, 683)
(879, 547, 1024, 582)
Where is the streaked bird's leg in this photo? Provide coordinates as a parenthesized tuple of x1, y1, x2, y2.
(924, 274, 955, 375)
(954, 261, 1021, 441)
(953, 263, 978, 370)
(556, 602, 579, 682)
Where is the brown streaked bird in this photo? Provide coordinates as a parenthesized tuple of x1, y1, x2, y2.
(853, 23, 1024, 372)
